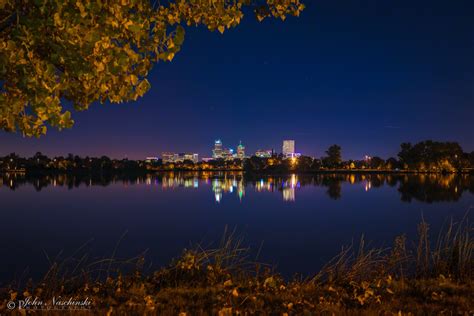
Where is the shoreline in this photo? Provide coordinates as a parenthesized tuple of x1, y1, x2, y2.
(2, 169, 473, 176)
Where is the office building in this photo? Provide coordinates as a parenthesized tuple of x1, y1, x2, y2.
(183, 153, 199, 163)
(162, 152, 175, 164)
(212, 139, 244, 160)
(162, 152, 199, 163)
(255, 149, 272, 158)
(212, 140, 223, 159)
(283, 140, 295, 157)
(236, 141, 245, 159)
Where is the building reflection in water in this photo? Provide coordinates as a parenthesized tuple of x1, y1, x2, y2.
(364, 180, 372, 192)
(159, 173, 300, 202)
(1, 172, 473, 204)
(282, 187, 295, 202)
(212, 176, 245, 203)
(161, 173, 199, 189)
(254, 174, 300, 202)
(282, 174, 300, 202)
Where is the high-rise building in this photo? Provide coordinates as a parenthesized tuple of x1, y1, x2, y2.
(283, 140, 295, 157)
(236, 141, 245, 159)
(225, 148, 234, 159)
(212, 139, 246, 160)
(212, 140, 223, 159)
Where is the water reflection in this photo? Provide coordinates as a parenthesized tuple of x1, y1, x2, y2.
(1, 172, 473, 203)
(211, 176, 245, 203)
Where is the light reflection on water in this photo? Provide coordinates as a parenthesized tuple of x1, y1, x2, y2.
(0, 171, 473, 281)
(2, 172, 474, 204)
(139, 172, 473, 203)
(162, 173, 300, 202)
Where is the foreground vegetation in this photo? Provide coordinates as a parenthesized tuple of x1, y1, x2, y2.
(1, 216, 472, 315)
(1, 0, 304, 137)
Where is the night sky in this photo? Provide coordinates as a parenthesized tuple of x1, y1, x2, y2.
(1, 0, 473, 160)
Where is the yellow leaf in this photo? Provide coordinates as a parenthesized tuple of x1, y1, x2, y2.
(96, 62, 105, 72)
(54, 13, 61, 26)
(76, 1, 87, 18)
(10, 292, 17, 301)
(106, 307, 113, 316)
(263, 276, 276, 288)
(218, 307, 232, 316)
(124, 20, 133, 29)
(218, 25, 225, 34)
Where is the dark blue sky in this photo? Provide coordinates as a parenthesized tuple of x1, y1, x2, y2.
(1, 0, 473, 159)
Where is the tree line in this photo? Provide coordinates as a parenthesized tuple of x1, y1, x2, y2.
(1, 140, 473, 174)
(0, 153, 143, 174)
(244, 141, 474, 173)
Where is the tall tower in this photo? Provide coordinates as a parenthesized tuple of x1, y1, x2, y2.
(282, 140, 295, 157)
(212, 139, 223, 159)
(237, 141, 245, 159)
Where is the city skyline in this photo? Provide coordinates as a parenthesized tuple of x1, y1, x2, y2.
(1, 137, 474, 162)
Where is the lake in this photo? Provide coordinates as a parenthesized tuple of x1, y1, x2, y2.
(0, 172, 473, 284)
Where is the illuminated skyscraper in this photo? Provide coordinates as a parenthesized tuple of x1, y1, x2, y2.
(212, 140, 223, 159)
(282, 140, 295, 157)
(236, 141, 245, 159)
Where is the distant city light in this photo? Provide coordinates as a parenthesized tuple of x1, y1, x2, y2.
(255, 149, 272, 158)
(283, 140, 295, 158)
(161, 152, 199, 164)
(147, 138, 307, 164)
(212, 139, 246, 160)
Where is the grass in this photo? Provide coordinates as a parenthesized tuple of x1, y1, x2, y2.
(0, 217, 473, 315)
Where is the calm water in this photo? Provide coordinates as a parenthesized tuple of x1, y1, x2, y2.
(1, 172, 473, 283)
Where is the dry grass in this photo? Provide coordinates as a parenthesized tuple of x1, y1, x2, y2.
(0, 216, 473, 315)
(431, 213, 473, 280)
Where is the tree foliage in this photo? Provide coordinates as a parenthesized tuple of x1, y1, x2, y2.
(322, 144, 342, 168)
(398, 140, 467, 171)
(0, 0, 304, 136)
